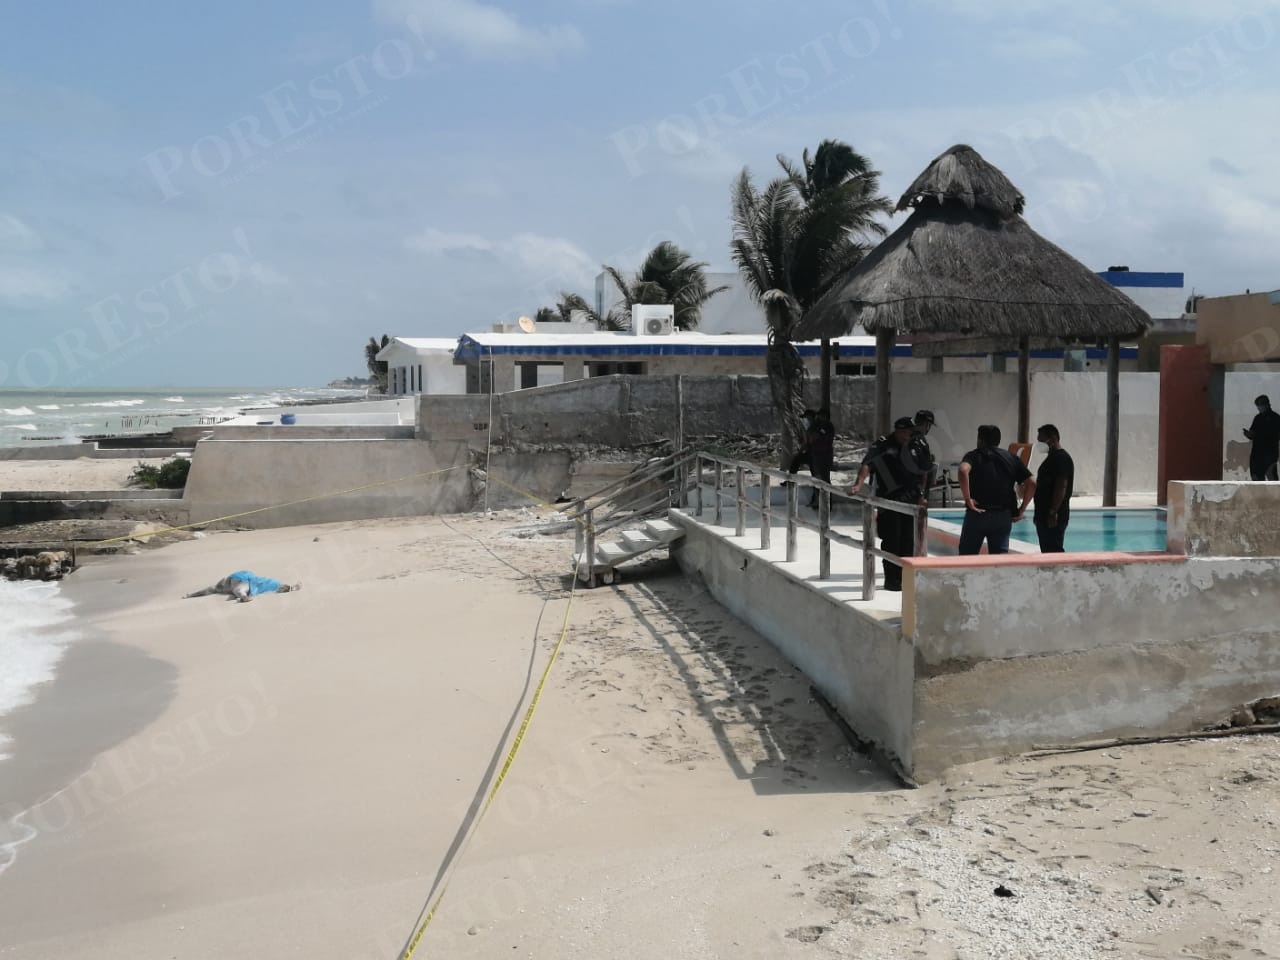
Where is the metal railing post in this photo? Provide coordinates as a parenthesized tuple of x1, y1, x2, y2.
(585, 508, 596, 588)
(914, 503, 928, 556)
(819, 487, 831, 580)
(786, 480, 798, 562)
(695, 454, 704, 516)
(734, 466, 746, 537)
(714, 461, 723, 526)
(862, 499, 876, 601)
(760, 472, 771, 551)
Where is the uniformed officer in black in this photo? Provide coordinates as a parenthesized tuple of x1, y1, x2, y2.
(849, 416, 931, 591)
(913, 409, 937, 492)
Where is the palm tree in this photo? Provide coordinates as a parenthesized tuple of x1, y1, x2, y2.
(602, 241, 729, 331)
(555, 292, 629, 331)
(730, 139, 891, 466)
(534, 306, 560, 324)
(365, 334, 390, 393)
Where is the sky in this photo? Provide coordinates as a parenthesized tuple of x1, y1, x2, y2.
(1, 0, 1278, 388)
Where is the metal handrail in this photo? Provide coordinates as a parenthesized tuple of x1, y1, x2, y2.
(570, 447, 698, 585)
(686, 450, 928, 601)
(560, 446, 692, 522)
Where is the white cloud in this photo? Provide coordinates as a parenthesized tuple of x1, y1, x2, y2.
(374, 0, 585, 63)
(405, 227, 492, 256)
(0, 265, 75, 307)
(503, 232, 596, 279)
(405, 227, 597, 287)
(0, 214, 42, 253)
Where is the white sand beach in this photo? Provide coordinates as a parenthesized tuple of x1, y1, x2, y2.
(0, 457, 176, 493)
(0, 511, 1276, 959)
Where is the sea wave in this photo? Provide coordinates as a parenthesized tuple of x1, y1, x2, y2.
(11, 424, 39, 431)
(0, 581, 77, 758)
(36, 405, 60, 410)
(165, 397, 185, 402)
(79, 399, 145, 408)
(2, 407, 35, 417)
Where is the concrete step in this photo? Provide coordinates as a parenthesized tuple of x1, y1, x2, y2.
(642, 518, 682, 542)
(595, 542, 630, 564)
(620, 530, 659, 553)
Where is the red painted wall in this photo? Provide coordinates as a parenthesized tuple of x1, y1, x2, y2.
(1157, 344, 1222, 505)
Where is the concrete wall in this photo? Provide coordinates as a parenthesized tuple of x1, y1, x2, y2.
(904, 553, 1280, 779)
(894, 372, 1159, 494)
(671, 520, 917, 770)
(1197, 290, 1280, 364)
(1167, 481, 1280, 556)
(219, 398, 415, 426)
(207, 425, 415, 441)
(418, 375, 878, 451)
(1222, 370, 1280, 478)
(671, 503, 1280, 781)
(181, 438, 472, 529)
(0, 444, 185, 461)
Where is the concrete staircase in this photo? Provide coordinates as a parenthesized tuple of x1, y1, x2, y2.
(575, 516, 684, 585)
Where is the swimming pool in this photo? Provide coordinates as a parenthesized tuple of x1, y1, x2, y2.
(930, 508, 1167, 553)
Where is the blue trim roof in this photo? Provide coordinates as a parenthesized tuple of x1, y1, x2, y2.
(1097, 271, 1183, 288)
(455, 335, 913, 360)
(454, 334, 1137, 362)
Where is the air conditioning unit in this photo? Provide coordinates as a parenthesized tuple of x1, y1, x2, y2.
(631, 304, 675, 336)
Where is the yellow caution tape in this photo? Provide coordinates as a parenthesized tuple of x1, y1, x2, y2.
(397, 567, 579, 959)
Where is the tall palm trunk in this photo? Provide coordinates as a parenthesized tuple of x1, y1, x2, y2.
(765, 304, 807, 469)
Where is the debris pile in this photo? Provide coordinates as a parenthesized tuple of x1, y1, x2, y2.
(2, 549, 75, 581)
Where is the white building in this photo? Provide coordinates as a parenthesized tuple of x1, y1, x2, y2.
(375, 337, 467, 396)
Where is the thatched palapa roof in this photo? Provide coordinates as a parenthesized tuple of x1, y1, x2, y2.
(795, 144, 1150, 342)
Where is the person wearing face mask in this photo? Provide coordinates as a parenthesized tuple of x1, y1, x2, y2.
(1033, 424, 1074, 552)
(1244, 395, 1280, 481)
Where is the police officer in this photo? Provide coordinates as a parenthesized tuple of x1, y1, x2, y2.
(848, 416, 931, 591)
(913, 409, 937, 494)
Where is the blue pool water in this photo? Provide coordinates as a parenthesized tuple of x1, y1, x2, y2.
(931, 508, 1167, 553)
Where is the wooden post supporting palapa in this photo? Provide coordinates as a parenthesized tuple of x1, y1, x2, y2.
(1017, 336, 1031, 444)
(874, 330, 893, 437)
(1103, 336, 1121, 507)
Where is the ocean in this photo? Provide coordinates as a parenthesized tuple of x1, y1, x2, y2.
(0, 384, 366, 805)
(0, 385, 368, 449)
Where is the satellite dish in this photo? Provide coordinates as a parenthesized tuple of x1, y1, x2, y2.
(518, 315, 538, 334)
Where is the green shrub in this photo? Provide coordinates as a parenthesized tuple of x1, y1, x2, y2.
(128, 457, 191, 489)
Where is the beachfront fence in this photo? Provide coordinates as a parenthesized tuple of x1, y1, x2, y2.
(684, 451, 927, 602)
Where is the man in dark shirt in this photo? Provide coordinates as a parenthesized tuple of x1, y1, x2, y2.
(913, 409, 937, 492)
(1033, 424, 1074, 552)
(849, 416, 931, 591)
(1244, 394, 1280, 481)
(957, 424, 1035, 556)
(791, 407, 836, 507)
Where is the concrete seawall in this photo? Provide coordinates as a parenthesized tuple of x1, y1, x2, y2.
(671, 504, 1280, 782)
(180, 438, 473, 529)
